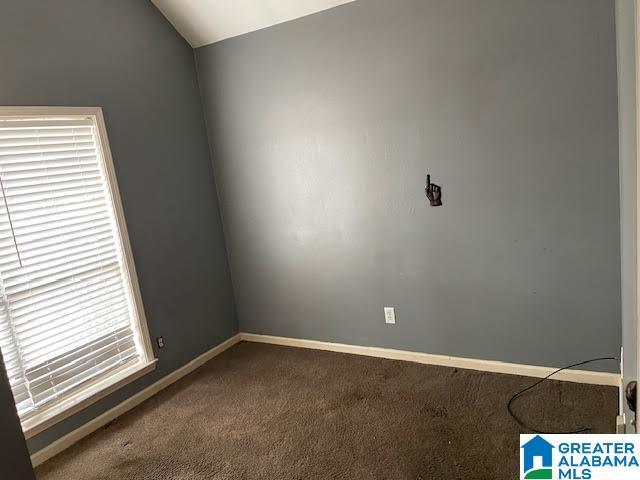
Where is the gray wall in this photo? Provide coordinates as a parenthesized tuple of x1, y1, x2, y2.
(0, 351, 35, 480)
(616, 0, 638, 429)
(197, 0, 621, 372)
(0, 0, 237, 452)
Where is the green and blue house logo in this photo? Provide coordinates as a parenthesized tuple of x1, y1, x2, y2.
(521, 435, 554, 479)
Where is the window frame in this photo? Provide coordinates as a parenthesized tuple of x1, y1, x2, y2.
(0, 106, 156, 438)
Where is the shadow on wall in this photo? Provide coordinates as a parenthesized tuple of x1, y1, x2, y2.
(195, 0, 621, 372)
(0, 351, 35, 480)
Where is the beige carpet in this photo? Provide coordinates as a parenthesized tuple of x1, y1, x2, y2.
(36, 341, 617, 480)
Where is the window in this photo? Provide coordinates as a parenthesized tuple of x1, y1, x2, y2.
(0, 107, 154, 437)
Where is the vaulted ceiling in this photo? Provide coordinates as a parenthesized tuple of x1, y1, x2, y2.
(152, 0, 357, 48)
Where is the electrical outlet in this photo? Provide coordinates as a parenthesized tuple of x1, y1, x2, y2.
(156, 336, 165, 349)
(384, 307, 396, 324)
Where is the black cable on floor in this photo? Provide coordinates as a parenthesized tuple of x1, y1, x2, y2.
(507, 356, 617, 434)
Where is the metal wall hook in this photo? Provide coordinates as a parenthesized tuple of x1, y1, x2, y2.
(425, 174, 442, 206)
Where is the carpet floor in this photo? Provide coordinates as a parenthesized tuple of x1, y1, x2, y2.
(36, 341, 617, 480)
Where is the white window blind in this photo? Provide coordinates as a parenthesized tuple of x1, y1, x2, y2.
(0, 112, 152, 428)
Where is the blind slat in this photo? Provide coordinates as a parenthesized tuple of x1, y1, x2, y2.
(27, 327, 135, 386)
(14, 296, 128, 344)
(3, 253, 119, 290)
(1, 167, 101, 188)
(29, 349, 137, 406)
(6, 264, 120, 306)
(2, 220, 112, 258)
(0, 119, 93, 129)
(0, 141, 95, 156)
(0, 134, 94, 148)
(0, 155, 97, 170)
(12, 287, 127, 333)
(0, 126, 93, 140)
(26, 326, 134, 382)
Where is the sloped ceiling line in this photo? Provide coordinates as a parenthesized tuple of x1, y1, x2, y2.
(152, 0, 357, 48)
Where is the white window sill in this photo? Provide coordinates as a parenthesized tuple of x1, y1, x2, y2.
(22, 359, 157, 439)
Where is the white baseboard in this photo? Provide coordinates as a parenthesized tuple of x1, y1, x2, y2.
(30, 333, 242, 468)
(31, 331, 620, 467)
(239, 333, 620, 387)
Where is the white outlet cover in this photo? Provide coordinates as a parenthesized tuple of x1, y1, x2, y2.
(384, 307, 396, 324)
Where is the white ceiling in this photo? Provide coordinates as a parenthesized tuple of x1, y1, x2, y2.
(152, 0, 357, 48)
